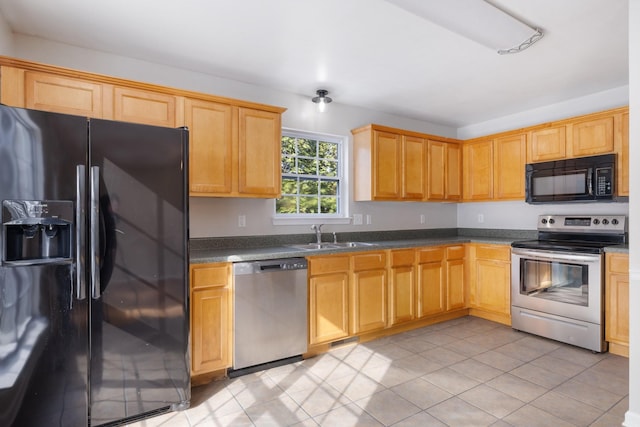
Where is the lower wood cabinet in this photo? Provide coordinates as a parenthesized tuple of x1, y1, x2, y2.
(351, 251, 387, 334)
(417, 245, 465, 318)
(605, 252, 629, 357)
(308, 255, 350, 345)
(388, 249, 417, 326)
(190, 263, 233, 376)
(467, 244, 511, 324)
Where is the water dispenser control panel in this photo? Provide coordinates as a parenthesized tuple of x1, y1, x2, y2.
(2, 200, 74, 265)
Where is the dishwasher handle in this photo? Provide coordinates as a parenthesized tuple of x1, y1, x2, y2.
(234, 258, 308, 275)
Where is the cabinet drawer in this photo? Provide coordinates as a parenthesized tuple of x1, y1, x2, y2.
(390, 249, 415, 267)
(191, 263, 231, 290)
(475, 245, 510, 261)
(352, 251, 386, 271)
(446, 245, 465, 260)
(417, 247, 445, 263)
(607, 254, 629, 274)
(308, 255, 350, 275)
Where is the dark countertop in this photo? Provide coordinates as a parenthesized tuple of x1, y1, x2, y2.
(189, 228, 533, 264)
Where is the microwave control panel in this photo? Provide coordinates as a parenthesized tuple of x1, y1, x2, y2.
(595, 167, 613, 196)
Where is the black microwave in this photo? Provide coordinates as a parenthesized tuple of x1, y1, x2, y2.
(525, 154, 616, 203)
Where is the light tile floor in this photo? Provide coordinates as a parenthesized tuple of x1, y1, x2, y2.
(127, 316, 629, 426)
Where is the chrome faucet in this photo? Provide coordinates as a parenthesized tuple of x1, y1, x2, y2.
(311, 224, 324, 244)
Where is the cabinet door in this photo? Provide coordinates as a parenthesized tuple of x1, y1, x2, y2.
(309, 272, 350, 345)
(474, 259, 510, 314)
(192, 287, 231, 374)
(351, 269, 387, 334)
(238, 107, 281, 197)
(446, 246, 465, 311)
(417, 248, 445, 317)
(427, 140, 446, 200)
(618, 112, 629, 196)
(113, 86, 177, 127)
(528, 126, 566, 162)
(570, 116, 614, 157)
(389, 249, 416, 326)
(494, 134, 526, 200)
(185, 98, 233, 194)
(402, 135, 426, 200)
(24, 71, 106, 117)
(446, 143, 462, 200)
(463, 140, 493, 200)
(372, 130, 402, 199)
(606, 273, 629, 346)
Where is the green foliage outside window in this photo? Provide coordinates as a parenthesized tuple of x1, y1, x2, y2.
(276, 134, 341, 215)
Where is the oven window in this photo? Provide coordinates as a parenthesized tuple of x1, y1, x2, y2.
(520, 258, 588, 306)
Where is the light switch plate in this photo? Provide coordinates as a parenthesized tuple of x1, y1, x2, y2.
(353, 214, 363, 225)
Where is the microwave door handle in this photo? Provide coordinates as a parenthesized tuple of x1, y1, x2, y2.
(587, 168, 594, 195)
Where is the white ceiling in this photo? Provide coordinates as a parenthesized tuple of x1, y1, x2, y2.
(0, 0, 629, 127)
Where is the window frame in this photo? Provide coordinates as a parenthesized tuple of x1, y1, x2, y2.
(272, 128, 350, 225)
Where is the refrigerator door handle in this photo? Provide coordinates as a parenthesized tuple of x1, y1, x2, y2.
(76, 165, 86, 300)
(90, 166, 101, 299)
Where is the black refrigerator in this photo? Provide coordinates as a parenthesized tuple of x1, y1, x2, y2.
(0, 105, 190, 426)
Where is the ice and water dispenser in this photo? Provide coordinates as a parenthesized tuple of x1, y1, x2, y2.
(2, 200, 74, 265)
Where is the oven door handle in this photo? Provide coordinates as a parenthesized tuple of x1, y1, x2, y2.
(511, 248, 600, 263)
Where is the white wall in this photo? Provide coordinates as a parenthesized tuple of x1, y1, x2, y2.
(625, 1, 639, 425)
(0, 10, 14, 55)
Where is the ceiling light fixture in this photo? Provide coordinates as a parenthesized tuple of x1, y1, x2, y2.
(385, 0, 543, 55)
(312, 89, 332, 112)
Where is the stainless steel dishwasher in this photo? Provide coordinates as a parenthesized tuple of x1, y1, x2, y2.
(232, 258, 308, 375)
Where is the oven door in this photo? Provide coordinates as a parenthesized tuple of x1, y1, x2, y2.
(511, 248, 603, 324)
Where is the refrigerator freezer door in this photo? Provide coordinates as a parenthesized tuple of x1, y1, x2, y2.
(88, 120, 189, 425)
(0, 106, 89, 426)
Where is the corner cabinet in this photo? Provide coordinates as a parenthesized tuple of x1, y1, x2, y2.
(416, 245, 465, 318)
(605, 253, 629, 357)
(467, 244, 511, 325)
(190, 263, 233, 376)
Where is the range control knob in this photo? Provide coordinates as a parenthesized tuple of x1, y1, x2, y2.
(593, 219, 600, 225)
(548, 218, 555, 224)
(602, 219, 610, 225)
(541, 218, 548, 224)
(612, 218, 619, 225)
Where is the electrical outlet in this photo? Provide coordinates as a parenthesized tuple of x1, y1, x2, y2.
(420, 214, 426, 224)
(353, 214, 363, 225)
(366, 214, 372, 225)
(477, 213, 484, 224)
(238, 215, 246, 227)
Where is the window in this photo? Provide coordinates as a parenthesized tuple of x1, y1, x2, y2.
(275, 129, 347, 221)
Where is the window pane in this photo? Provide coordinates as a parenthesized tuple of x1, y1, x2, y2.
(319, 160, 338, 177)
(319, 141, 338, 160)
(282, 156, 296, 174)
(299, 196, 318, 213)
(299, 178, 318, 195)
(282, 136, 297, 156)
(320, 180, 338, 196)
(298, 139, 317, 157)
(298, 158, 317, 175)
(276, 196, 298, 214)
(281, 177, 298, 194)
(320, 197, 337, 213)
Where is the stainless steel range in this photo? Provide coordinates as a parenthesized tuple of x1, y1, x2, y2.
(511, 214, 627, 352)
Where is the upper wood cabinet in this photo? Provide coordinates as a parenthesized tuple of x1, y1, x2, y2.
(570, 115, 614, 157)
(493, 134, 526, 200)
(113, 86, 178, 127)
(1, 67, 109, 118)
(528, 125, 566, 162)
(427, 139, 462, 201)
(463, 139, 493, 201)
(0, 57, 286, 199)
(352, 124, 460, 202)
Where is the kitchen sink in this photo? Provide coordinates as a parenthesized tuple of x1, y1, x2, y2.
(288, 242, 378, 251)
